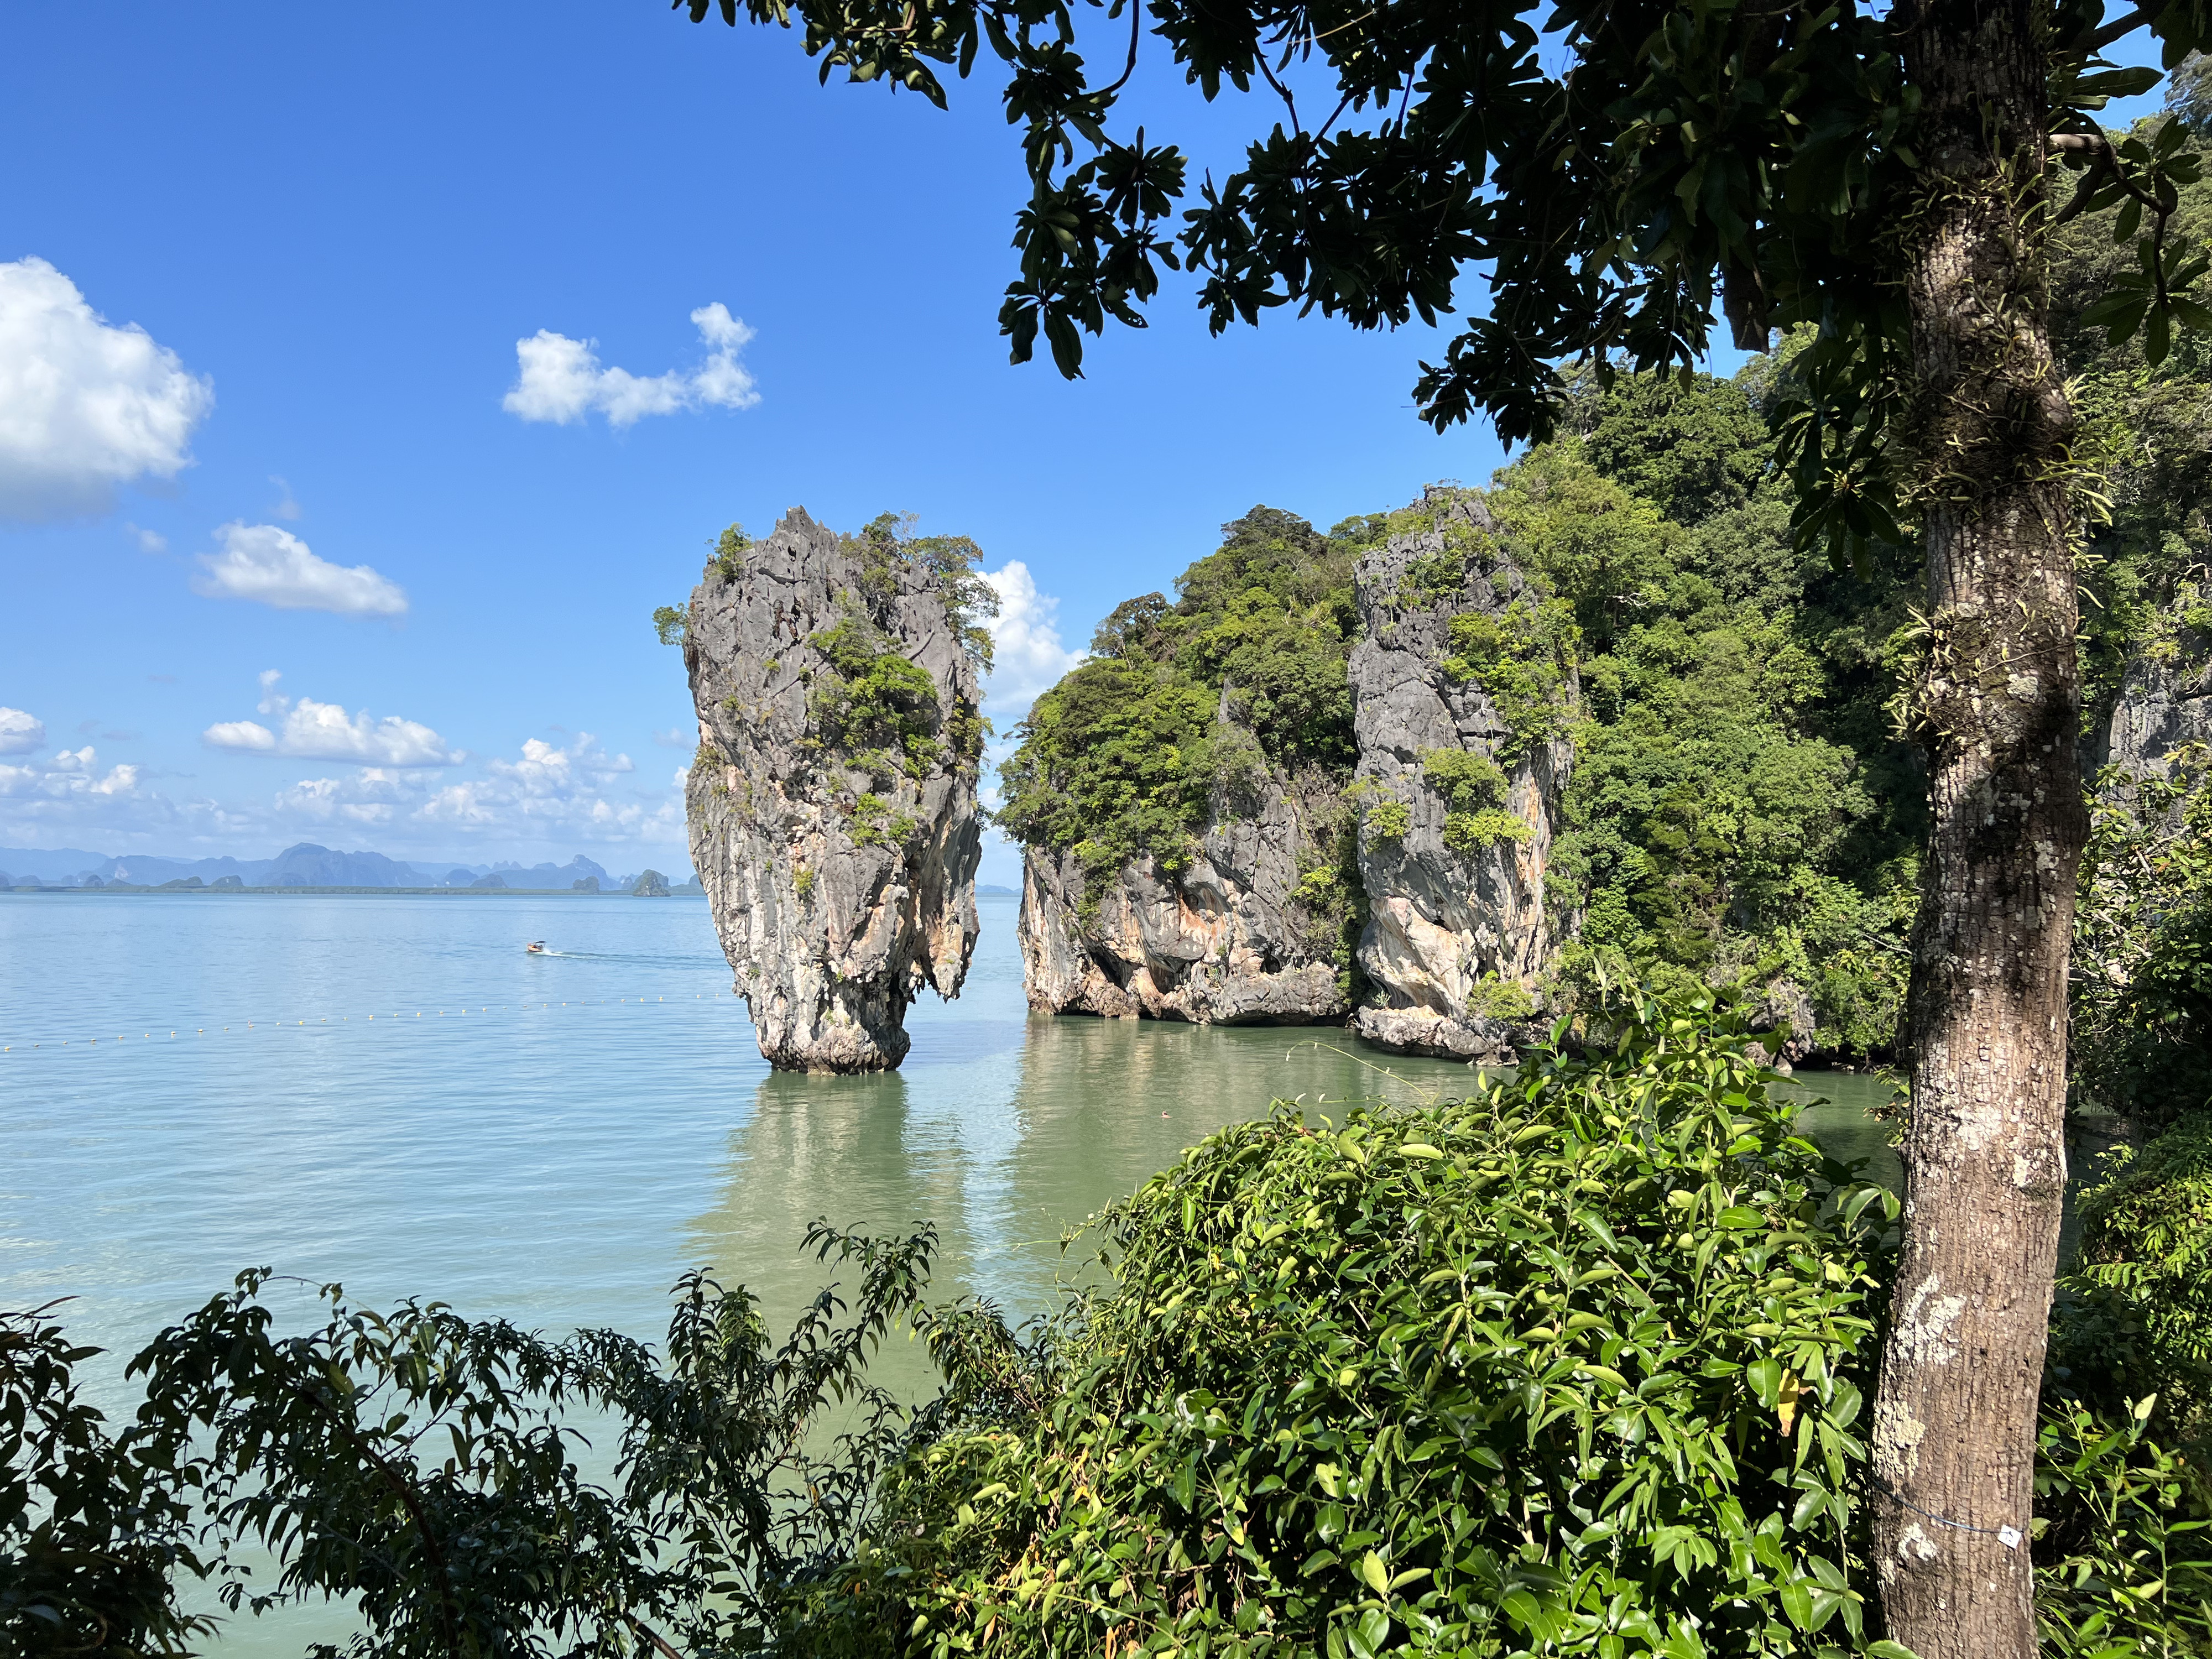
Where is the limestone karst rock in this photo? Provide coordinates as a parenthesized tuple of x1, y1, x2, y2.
(1005, 508, 1358, 1026)
(1017, 754, 1352, 1024)
(682, 509, 989, 1071)
(1347, 490, 1575, 1062)
(2099, 633, 2211, 778)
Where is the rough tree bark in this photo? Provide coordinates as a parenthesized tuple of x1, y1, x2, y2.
(1870, 0, 2089, 1652)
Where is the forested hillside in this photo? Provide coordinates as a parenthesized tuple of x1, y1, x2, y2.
(999, 139, 2212, 1095)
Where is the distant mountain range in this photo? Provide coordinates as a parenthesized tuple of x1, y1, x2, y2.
(0, 843, 697, 891)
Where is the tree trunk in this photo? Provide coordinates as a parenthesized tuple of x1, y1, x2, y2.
(1871, 1, 2088, 1654)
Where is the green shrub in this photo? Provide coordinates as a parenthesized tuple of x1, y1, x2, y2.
(2074, 1113, 2212, 1443)
(848, 793, 918, 850)
(807, 614, 943, 779)
(2032, 1390, 2212, 1656)
(997, 508, 1359, 883)
(2074, 746, 2212, 1133)
(1466, 971, 1537, 1021)
(1420, 746, 1507, 812)
(1363, 800, 1411, 843)
(814, 990, 1898, 1657)
(1441, 597, 1580, 761)
(711, 521, 750, 581)
(1442, 808, 1532, 854)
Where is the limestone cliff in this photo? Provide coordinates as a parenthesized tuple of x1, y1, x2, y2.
(1003, 507, 1363, 1026)
(684, 509, 987, 1071)
(1017, 753, 1352, 1024)
(2098, 633, 2212, 778)
(1347, 491, 1575, 1061)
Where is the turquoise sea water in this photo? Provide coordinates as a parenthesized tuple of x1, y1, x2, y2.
(0, 890, 1898, 1651)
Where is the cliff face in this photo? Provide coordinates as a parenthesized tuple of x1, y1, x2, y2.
(684, 509, 984, 1072)
(1018, 754, 1351, 1024)
(2099, 635, 2212, 778)
(1347, 492, 1575, 1061)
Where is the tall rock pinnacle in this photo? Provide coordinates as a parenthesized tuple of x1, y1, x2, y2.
(682, 508, 991, 1071)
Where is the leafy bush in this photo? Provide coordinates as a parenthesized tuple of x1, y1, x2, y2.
(1442, 808, 1533, 854)
(108, 1233, 938, 1658)
(1363, 800, 1411, 843)
(2032, 1393, 2212, 1657)
(711, 521, 750, 582)
(1466, 971, 1537, 1021)
(2074, 746, 2212, 1133)
(1420, 747, 1507, 812)
(2, 1303, 211, 1653)
(807, 614, 945, 780)
(998, 508, 1358, 883)
(2073, 1113, 2212, 1445)
(1440, 598, 1580, 763)
(812, 990, 1899, 1657)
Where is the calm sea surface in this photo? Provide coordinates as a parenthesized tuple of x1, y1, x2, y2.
(0, 890, 1897, 1651)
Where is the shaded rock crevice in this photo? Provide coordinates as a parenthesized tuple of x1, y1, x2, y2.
(684, 509, 984, 1072)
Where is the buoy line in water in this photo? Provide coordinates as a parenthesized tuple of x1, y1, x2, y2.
(1, 990, 744, 1055)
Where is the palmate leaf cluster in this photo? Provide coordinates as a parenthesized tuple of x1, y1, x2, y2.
(802, 992, 1903, 1658)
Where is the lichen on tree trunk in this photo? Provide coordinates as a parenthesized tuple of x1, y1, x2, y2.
(1869, 1, 2088, 1652)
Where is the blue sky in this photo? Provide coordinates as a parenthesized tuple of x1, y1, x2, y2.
(0, 5, 1508, 884)
(0, 8, 2175, 885)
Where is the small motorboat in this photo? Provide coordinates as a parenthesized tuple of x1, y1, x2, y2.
(526, 941, 547, 954)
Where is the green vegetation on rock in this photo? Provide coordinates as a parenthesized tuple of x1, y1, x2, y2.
(997, 507, 1359, 880)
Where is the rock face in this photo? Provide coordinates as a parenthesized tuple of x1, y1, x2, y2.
(1347, 492, 1575, 1061)
(1018, 753, 1351, 1024)
(2099, 635, 2212, 778)
(684, 508, 984, 1071)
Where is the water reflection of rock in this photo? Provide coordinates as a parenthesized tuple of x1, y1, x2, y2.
(687, 1013, 1908, 1411)
(686, 1013, 1488, 1349)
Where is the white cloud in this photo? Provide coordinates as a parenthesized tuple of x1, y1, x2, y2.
(502, 304, 760, 429)
(202, 674, 455, 765)
(0, 707, 45, 755)
(194, 522, 408, 618)
(981, 561, 1085, 719)
(0, 258, 215, 521)
(268, 475, 301, 520)
(0, 746, 162, 838)
(416, 734, 663, 838)
(125, 522, 167, 554)
(202, 719, 277, 752)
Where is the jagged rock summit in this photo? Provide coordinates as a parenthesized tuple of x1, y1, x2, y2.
(682, 509, 990, 1072)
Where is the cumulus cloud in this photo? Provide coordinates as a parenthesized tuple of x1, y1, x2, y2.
(415, 734, 662, 838)
(202, 673, 455, 765)
(980, 561, 1085, 719)
(268, 475, 301, 520)
(0, 745, 161, 839)
(502, 304, 760, 428)
(193, 522, 408, 618)
(125, 522, 166, 554)
(0, 258, 215, 521)
(0, 707, 46, 755)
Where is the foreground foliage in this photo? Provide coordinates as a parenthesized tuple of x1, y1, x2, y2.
(2074, 747, 2212, 1133)
(804, 992, 1903, 1657)
(7, 994, 2211, 1655)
